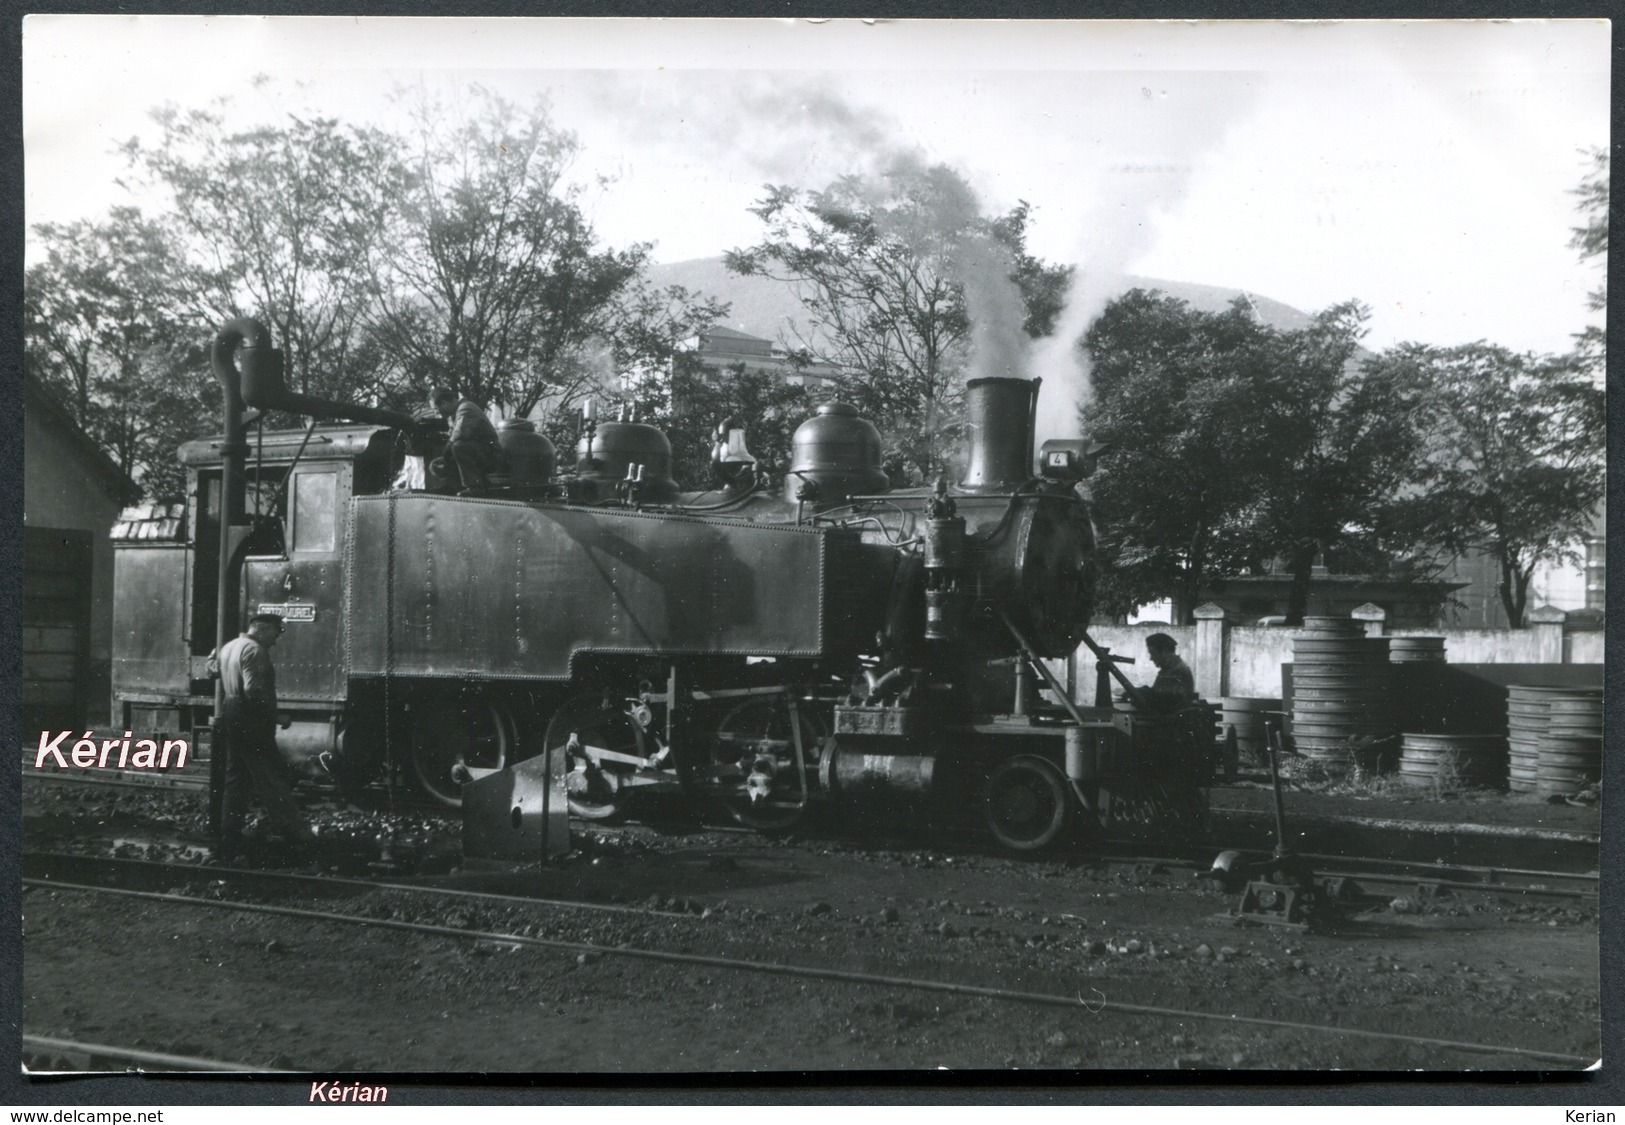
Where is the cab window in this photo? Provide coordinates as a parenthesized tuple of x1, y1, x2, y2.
(292, 471, 338, 553)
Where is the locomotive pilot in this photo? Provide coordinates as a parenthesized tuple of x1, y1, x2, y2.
(429, 387, 504, 493)
(216, 612, 316, 858)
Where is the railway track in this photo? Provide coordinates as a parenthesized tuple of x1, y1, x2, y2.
(20, 761, 208, 793)
(22, 785, 1599, 905)
(1084, 848, 1598, 902)
(22, 1034, 293, 1074)
(22, 850, 696, 920)
(22, 752, 1599, 921)
(566, 821, 1601, 903)
(21, 850, 1596, 1071)
(24, 748, 1600, 878)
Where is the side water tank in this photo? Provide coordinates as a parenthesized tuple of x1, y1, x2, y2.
(784, 402, 890, 504)
(497, 419, 556, 485)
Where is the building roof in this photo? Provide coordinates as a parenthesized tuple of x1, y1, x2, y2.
(701, 325, 773, 345)
(112, 502, 186, 542)
(24, 373, 142, 505)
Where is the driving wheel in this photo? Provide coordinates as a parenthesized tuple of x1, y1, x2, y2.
(544, 691, 648, 820)
(407, 691, 518, 809)
(983, 754, 1071, 851)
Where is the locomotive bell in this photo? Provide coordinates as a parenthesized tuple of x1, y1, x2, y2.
(575, 413, 680, 502)
(784, 402, 890, 504)
(497, 418, 556, 485)
(961, 376, 1041, 491)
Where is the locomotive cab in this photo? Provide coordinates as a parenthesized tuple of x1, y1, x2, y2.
(112, 424, 401, 771)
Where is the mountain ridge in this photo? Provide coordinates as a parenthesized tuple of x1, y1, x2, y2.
(646, 256, 1321, 349)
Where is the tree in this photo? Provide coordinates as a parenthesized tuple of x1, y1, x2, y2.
(726, 160, 1069, 482)
(120, 101, 404, 405)
(1242, 301, 1433, 622)
(24, 207, 203, 495)
(1082, 290, 1404, 623)
(987, 200, 1073, 340)
(1372, 342, 1604, 627)
(370, 86, 658, 418)
(1083, 290, 1288, 619)
(666, 362, 821, 490)
(38, 83, 726, 500)
(526, 280, 735, 486)
(1568, 146, 1607, 379)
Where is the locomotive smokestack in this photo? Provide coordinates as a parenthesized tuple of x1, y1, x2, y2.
(960, 376, 1041, 491)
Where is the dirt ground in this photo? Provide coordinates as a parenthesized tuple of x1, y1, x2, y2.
(19, 780, 1602, 1076)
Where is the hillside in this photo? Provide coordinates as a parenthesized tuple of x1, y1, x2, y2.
(646, 256, 1320, 349)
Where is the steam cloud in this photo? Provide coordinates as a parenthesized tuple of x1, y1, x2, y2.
(591, 74, 1042, 385)
(1028, 84, 1252, 447)
(577, 71, 1247, 441)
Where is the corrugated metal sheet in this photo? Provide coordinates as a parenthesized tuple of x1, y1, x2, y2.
(111, 503, 187, 543)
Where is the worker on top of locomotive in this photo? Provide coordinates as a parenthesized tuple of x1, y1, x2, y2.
(428, 386, 503, 493)
(1120, 632, 1198, 712)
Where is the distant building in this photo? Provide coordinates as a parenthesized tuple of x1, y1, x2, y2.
(1437, 517, 1604, 628)
(679, 326, 843, 387)
(1200, 570, 1468, 629)
(23, 374, 142, 731)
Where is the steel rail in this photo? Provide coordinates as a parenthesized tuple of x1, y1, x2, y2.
(1088, 849, 1598, 901)
(23, 851, 693, 920)
(24, 794, 1596, 903)
(25, 876, 1594, 1068)
(22, 1033, 294, 1073)
(1296, 852, 1599, 888)
(19, 769, 207, 793)
(29, 756, 1598, 881)
(1315, 870, 1596, 901)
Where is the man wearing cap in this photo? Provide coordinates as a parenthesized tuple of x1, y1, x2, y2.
(429, 387, 503, 493)
(1117, 633, 1198, 711)
(216, 612, 314, 856)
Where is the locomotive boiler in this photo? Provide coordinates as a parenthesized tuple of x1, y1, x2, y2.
(109, 318, 1214, 852)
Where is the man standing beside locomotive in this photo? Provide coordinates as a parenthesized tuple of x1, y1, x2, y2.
(429, 387, 503, 493)
(216, 612, 315, 858)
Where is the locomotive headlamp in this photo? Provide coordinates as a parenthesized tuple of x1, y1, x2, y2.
(1038, 438, 1107, 482)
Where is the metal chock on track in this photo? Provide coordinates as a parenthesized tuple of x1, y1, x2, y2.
(1237, 868, 1320, 931)
(462, 751, 570, 862)
(1233, 727, 1321, 931)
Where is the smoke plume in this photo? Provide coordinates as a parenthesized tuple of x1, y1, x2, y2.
(586, 74, 1043, 383)
(577, 71, 1247, 439)
(1029, 85, 1254, 447)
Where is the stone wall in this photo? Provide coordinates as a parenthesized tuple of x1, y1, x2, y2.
(1073, 604, 1602, 703)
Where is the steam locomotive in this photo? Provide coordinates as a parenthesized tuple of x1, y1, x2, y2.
(110, 318, 1214, 852)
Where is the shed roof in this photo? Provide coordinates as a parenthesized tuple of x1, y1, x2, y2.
(24, 373, 142, 505)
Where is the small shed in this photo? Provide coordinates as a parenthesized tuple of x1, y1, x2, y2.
(23, 374, 142, 732)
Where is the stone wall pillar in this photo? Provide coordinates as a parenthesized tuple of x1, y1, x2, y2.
(1192, 603, 1228, 700)
(1528, 605, 1567, 664)
(1351, 602, 1387, 638)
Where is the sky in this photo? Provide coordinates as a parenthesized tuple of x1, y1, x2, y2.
(23, 16, 1610, 367)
